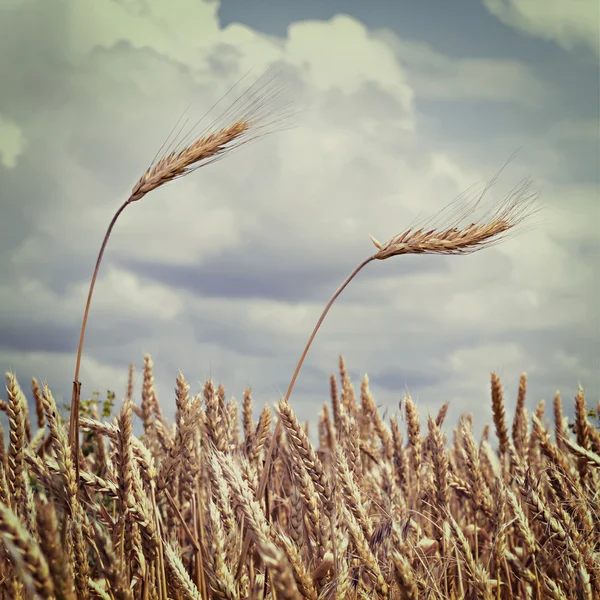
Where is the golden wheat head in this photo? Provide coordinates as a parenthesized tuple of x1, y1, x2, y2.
(370, 176, 539, 259)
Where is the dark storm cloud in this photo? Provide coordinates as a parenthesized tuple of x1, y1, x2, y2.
(369, 367, 443, 392)
(0, 320, 77, 354)
(121, 254, 342, 301)
(0, 1, 72, 118)
(0, 314, 149, 356)
(117, 246, 449, 302)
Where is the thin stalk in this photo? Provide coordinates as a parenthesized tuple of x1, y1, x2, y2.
(235, 254, 375, 579)
(165, 490, 200, 552)
(152, 486, 168, 600)
(69, 198, 133, 486)
(190, 494, 206, 600)
(195, 481, 208, 600)
(495, 555, 501, 600)
(66, 72, 287, 495)
(474, 507, 479, 562)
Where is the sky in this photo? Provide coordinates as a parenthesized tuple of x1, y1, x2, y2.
(0, 0, 598, 440)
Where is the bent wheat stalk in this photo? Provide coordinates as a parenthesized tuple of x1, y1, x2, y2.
(69, 70, 290, 489)
(236, 170, 539, 578)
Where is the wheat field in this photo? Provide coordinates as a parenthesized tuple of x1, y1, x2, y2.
(0, 356, 598, 600)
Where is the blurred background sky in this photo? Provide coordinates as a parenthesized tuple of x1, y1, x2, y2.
(0, 0, 598, 438)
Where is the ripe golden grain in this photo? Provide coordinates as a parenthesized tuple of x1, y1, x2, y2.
(1, 364, 598, 599)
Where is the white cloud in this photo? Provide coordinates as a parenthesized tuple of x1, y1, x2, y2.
(483, 0, 600, 56)
(285, 15, 414, 109)
(446, 342, 528, 381)
(0, 114, 26, 168)
(375, 31, 548, 106)
(82, 266, 185, 321)
(65, 0, 222, 63)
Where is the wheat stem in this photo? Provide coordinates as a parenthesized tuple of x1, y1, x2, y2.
(68, 74, 288, 503)
(236, 255, 375, 578)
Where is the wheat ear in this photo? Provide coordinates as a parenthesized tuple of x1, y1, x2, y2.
(68, 71, 290, 492)
(235, 169, 539, 578)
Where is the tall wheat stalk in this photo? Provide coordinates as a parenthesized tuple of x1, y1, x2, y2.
(69, 70, 291, 490)
(236, 168, 539, 577)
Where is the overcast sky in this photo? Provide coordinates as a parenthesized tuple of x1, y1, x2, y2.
(1, 0, 598, 439)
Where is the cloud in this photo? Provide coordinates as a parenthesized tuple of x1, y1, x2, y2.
(376, 31, 549, 106)
(0, 0, 597, 438)
(0, 114, 26, 168)
(483, 0, 600, 57)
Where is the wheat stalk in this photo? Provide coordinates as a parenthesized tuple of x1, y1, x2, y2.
(68, 71, 290, 494)
(238, 168, 539, 577)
